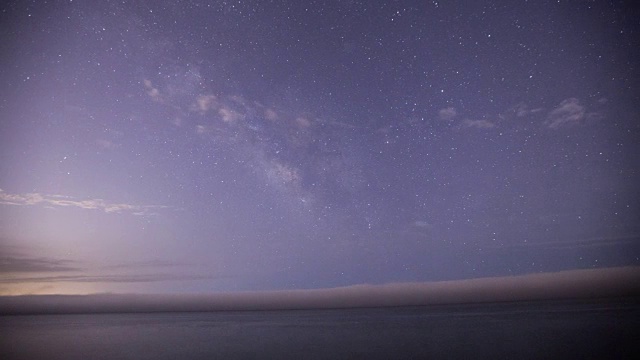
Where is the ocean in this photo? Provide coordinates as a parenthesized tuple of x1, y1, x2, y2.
(1, 298, 638, 359)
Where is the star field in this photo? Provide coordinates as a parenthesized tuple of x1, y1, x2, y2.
(0, 0, 638, 295)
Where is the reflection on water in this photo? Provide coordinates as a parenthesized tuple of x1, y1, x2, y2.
(1, 299, 638, 359)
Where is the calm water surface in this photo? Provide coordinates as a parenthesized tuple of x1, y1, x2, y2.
(1, 299, 638, 359)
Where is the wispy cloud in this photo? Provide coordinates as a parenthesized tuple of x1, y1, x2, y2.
(0, 255, 79, 273)
(0, 273, 212, 284)
(0, 250, 211, 289)
(102, 259, 186, 270)
(545, 98, 585, 129)
(1, 267, 638, 312)
(0, 189, 167, 215)
(502, 102, 544, 118)
(295, 117, 312, 128)
(438, 107, 457, 121)
(413, 220, 431, 228)
(195, 124, 208, 134)
(143, 79, 161, 102)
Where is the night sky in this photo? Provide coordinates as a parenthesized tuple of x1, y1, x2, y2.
(1, 0, 638, 296)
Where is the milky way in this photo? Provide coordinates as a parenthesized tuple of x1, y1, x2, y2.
(0, 0, 638, 295)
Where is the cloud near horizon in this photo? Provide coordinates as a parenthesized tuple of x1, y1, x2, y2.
(0, 267, 637, 313)
(0, 258, 216, 296)
(0, 189, 167, 215)
(0, 273, 215, 285)
(0, 255, 80, 273)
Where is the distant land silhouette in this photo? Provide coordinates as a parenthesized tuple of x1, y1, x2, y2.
(1, 267, 638, 315)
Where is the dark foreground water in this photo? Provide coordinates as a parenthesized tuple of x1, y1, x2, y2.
(1, 299, 638, 359)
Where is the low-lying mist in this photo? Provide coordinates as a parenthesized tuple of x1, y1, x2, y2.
(1, 267, 638, 314)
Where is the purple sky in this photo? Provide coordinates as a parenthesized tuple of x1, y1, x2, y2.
(1, 0, 639, 296)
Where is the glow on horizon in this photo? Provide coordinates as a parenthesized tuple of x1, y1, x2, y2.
(1, 1, 638, 295)
(0, 280, 102, 296)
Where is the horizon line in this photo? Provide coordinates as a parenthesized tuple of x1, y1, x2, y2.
(1, 267, 639, 314)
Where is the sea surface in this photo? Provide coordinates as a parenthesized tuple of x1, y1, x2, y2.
(1, 298, 638, 359)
